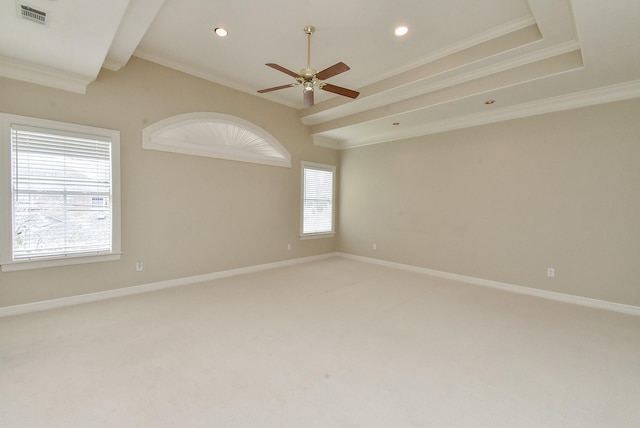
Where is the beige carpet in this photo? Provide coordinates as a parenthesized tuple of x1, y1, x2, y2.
(1, 257, 639, 427)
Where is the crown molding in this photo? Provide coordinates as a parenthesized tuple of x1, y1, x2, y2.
(0, 55, 94, 94)
(328, 79, 640, 149)
(302, 40, 581, 127)
(133, 52, 302, 109)
(311, 135, 341, 150)
(102, 59, 127, 72)
(360, 15, 538, 88)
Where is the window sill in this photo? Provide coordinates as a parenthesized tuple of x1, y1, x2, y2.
(1, 252, 122, 272)
(300, 233, 335, 240)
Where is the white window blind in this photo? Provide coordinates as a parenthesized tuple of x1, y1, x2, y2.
(143, 113, 291, 168)
(10, 125, 114, 260)
(302, 162, 335, 235)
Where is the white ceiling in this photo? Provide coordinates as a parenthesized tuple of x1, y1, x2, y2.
(1, 0, 639, 148)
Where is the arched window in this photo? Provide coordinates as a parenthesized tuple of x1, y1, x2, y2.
(142, 112, 291, 168)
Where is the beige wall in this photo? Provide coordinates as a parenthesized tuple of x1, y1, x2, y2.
(0, 58, 338, 307)
(339, 99, 640, 306)
(2, 59, 639, 309)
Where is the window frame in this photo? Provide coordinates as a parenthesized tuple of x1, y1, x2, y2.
(142, 112, 291, 168)
(0, 113, 121, 272)
(300, 161, 336, 239)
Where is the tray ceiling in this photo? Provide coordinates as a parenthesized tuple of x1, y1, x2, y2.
(1, 0, 638, 148)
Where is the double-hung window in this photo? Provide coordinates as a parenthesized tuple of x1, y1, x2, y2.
(301, 161, 335, 238)
(0, 113, 121, 271)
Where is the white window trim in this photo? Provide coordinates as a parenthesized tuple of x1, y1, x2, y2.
(0, 113, 121, 272)
(300, 161, 336, 239)
(142, 112, 291, 168)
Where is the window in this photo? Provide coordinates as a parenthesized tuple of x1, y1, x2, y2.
(142, 112, 291, 168)
(301, 161, 335, 238)
(0, 113, 121, 271)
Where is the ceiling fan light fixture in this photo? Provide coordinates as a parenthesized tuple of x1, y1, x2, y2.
(394, 26, 409, 37)
(214, 27, 228, 37)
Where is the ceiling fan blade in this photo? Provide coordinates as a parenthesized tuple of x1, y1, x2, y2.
(266, 63, 300, 79)
(321, 83, 360, 99)
(303, 89, 314, 108)
(257, 84, 295, 93)
(316, 62, 350, 80)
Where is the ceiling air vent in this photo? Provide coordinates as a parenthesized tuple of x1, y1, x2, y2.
(17, 2, 48, 25)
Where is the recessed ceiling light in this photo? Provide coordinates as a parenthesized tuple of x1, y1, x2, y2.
(214, 27, 228, 37)
(394, 26, 409, 37)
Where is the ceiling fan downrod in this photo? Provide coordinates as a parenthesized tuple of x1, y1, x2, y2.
(301, 25, 317, 82)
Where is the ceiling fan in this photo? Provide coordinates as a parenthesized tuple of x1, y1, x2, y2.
(257, 25, 360, 108)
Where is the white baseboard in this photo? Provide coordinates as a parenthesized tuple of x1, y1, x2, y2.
(337, 253, 640, 316)
(3, 252, 638, 317)
(0, 253, 339, 318)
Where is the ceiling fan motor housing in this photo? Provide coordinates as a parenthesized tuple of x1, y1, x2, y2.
(299, 68, 317, 79)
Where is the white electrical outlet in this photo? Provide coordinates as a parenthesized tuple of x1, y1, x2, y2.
(547, 267, 555, 278)
(372, 243, 377, 250)
(136, 261, 144, 272)
(287, 243, 292, 251)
